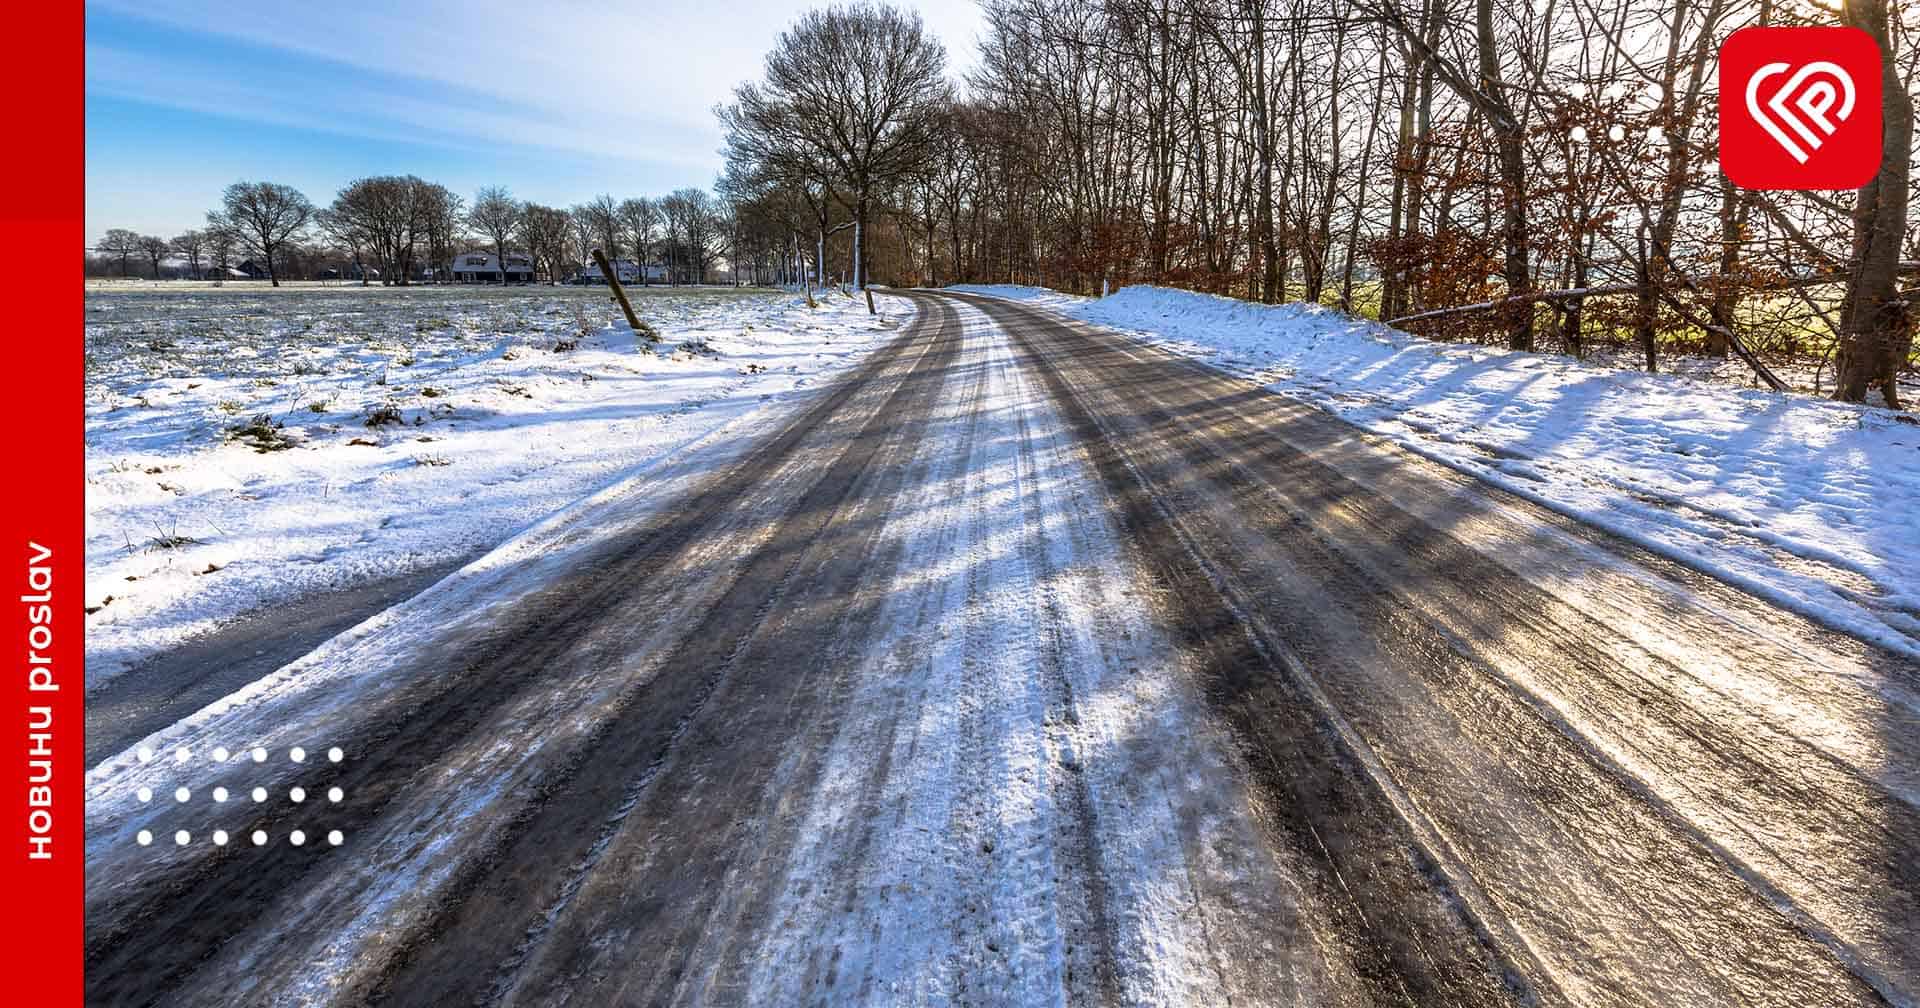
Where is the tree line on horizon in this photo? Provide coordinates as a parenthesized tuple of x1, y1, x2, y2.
(87, 0, 1918, 406)
(717, 0, 1916, 406)
(89, 179, 748, 288)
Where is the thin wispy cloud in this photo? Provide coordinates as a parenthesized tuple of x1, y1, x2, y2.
(87, 4, 723, 165)
(84, 0, 984, 238)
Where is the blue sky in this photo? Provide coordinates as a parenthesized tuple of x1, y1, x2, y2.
(85, 1, 985, 243)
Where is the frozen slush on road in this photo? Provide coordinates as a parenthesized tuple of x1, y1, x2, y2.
(81, 289, 1920, 1006)
(76, 0, 1920, 1001)
(956, 282, 1920, 660)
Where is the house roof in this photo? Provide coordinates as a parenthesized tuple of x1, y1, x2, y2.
(450, 251, 534, 269)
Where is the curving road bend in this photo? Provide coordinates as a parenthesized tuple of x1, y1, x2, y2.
(84, 291, 1919, 1006)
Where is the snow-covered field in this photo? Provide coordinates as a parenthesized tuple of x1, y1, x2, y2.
(85, 283, 903, 685)
(952, 283, 1920, 658)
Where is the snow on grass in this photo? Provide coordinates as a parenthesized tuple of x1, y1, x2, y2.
(85, 283, 902, 685)
(956, 283, 1920, 658)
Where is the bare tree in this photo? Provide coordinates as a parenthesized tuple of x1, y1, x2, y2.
(315, 207, 373, 285)
(582, 195, 623, 263)
(467, 186, 522, 285)
(207, 181, 314, 286)
(418, 184, 464, 283)
(519, 203, 575, 283)
(170, 230, 206, 280)
(205, 224, 236, 277)
(728, 2, 951, 293)
(327, 176, 440, 285)
(137, 235, 172, 279)
(568, 205, 599, 270)
(618, 198, 662, 284)
(97, 229, 141, 278)
(660, 188, 731, 284)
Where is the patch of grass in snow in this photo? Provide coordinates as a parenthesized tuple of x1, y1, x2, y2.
(142, 525, 203, 551)
(365, 404, 404, 427)
(227, 413, 295, 453)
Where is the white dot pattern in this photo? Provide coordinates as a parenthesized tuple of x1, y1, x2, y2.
(129, 742, 350, 849)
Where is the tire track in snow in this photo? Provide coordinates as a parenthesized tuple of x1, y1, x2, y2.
(722, 298, 1342, 1006)
(83, 299, 950, 1006)
(957, 289, 1913, 1007)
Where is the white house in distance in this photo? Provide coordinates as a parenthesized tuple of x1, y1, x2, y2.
(574, 259, 667, 285)
(449, 251, 534, 283)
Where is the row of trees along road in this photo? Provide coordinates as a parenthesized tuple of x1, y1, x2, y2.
(93, 179, 740, 288)
(719, 1, 952, 304)
(716, 0, 1918, 406)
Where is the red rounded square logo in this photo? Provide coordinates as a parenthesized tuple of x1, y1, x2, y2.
(1719, 26, 1882, 190)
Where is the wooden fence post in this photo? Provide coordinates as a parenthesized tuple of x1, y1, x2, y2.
(592, 249, 645, 335)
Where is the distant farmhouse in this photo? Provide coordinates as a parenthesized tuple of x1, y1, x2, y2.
(450, 251, 534, 283)
(573, 259, 667, 285)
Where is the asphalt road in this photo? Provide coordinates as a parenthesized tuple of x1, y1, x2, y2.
(85, 291, 1920, 1006)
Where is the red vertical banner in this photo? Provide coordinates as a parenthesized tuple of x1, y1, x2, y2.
(3, 1, 84, 1002)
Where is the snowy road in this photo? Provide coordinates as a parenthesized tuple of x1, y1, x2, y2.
(86, 292, 1919, 1006)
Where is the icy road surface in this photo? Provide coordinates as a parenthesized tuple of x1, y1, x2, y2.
(85, 292, 1919, 1006)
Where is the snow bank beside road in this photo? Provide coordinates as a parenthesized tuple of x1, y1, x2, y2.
(947, 283, 1089, 313)
(85, 286, 905, 685)
(956, 283, 1920, 657)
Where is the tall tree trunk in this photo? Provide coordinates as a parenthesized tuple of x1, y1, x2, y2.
(1476, 0, 1532, 350)
(1341, 38, 1392, 312)
(1834, 0, 1914, 406)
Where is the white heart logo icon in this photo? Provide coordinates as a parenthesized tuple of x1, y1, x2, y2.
(1745, 60, 1858, 163)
